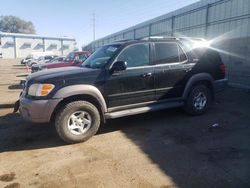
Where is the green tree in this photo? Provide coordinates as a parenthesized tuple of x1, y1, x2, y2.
(0, 15, 36, 34)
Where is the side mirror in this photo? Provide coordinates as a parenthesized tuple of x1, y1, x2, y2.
(110, 61, 127, 74)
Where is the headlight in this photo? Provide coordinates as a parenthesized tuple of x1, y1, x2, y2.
(28, 84, 55, 97)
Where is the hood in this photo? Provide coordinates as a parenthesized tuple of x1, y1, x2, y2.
(27, 66, 101, 83)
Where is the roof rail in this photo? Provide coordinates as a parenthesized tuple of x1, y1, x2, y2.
(140, 36, 207, 41)
(141, 36, 177, 40)
(113, 36, 208, 44)
(178, 37, 207, 41)
(114, 39, 135, 42)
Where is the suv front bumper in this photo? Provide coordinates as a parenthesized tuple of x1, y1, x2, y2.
(19, 97, 61, 123)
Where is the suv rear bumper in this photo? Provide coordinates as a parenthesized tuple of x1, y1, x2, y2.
(214, 78, 228, 93)
(19, 97, 61, 123)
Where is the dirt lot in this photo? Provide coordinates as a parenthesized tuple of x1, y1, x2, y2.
(0, 59, 250, 188)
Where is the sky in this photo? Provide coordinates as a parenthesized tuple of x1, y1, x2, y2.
(0, 0, 199, 47)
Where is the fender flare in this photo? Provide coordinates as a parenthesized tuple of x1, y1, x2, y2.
(53, 85, 107, 113)
(182, 73, 214, 99)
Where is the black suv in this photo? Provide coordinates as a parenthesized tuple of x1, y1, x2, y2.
(19, 37, 227, 143)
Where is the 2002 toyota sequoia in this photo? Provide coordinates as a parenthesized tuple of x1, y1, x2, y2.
(18, 37, 228, 143)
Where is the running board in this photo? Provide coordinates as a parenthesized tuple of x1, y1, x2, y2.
(105, 101, 184, 119)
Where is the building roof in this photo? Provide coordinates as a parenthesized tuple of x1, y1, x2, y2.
(0, 31, 75, 41)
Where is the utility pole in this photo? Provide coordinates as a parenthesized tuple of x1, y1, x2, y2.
(93, 11, 96, 41)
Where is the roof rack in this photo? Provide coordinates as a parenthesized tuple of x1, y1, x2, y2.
(140, 36, 207, 41)
(141, 36, 177, 40)
(178, 37, 207, 41)
(114, 39, 136, 43)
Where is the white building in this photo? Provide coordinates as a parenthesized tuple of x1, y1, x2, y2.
(0, 32, 76, 59)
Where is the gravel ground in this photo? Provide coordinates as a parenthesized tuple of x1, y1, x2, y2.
(0, 59, 250, 188)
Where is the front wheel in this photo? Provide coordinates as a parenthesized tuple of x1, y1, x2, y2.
(184, 85, 212, 115)
(55, 101, 100, 144)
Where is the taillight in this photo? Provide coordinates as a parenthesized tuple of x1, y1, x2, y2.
(219, 64, 226, 75)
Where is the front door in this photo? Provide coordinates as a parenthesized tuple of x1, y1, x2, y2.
(104, 43, 155, 109)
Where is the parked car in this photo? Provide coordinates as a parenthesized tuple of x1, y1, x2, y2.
(31, 51, 90, 73)
(18, 37, 227, 144)
(28, 55, 58, 67)
(49, 56, 66, 63)
(21, 54, 33, 65)
(21, 52, 54, 65)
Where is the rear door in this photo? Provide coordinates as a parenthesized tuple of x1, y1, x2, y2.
(154, 42, 192, 100)
(104, 43, 155, 109)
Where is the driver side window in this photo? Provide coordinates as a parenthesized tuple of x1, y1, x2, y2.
(117, 43, 150, 68)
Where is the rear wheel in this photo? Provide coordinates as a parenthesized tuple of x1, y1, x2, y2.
(55, 101, 100, 144)
(184, 85, 212, 115)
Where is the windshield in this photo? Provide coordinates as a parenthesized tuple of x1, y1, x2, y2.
(82, 44, 121, 69)
(65, 52, 75, 61)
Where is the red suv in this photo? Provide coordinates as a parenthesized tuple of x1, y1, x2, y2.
(31, 51, 91, 73)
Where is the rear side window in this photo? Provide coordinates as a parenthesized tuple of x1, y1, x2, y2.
(154, 43, 187, 64)
(117, 43, 150, 68)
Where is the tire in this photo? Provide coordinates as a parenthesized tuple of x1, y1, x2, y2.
(55, 101, 100, 144)
(184, 85, 212, 115)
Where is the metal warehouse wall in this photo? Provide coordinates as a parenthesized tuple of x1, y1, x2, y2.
(84, 0, 250, 89)
(0, 32, 76, 59)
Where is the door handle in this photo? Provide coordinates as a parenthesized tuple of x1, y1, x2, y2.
(141, 72, 152, 78)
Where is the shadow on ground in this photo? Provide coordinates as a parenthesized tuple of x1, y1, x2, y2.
(105, 107, 250, 187)
(12, 65, 25, 67)
(12, 67, 27, 70)
(12, 64, 25, 67)
(0, 104, 14, 109)
(16, 74, 29, 78)
(8, 84, 22, 90)
(0, 113, 65, 152)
